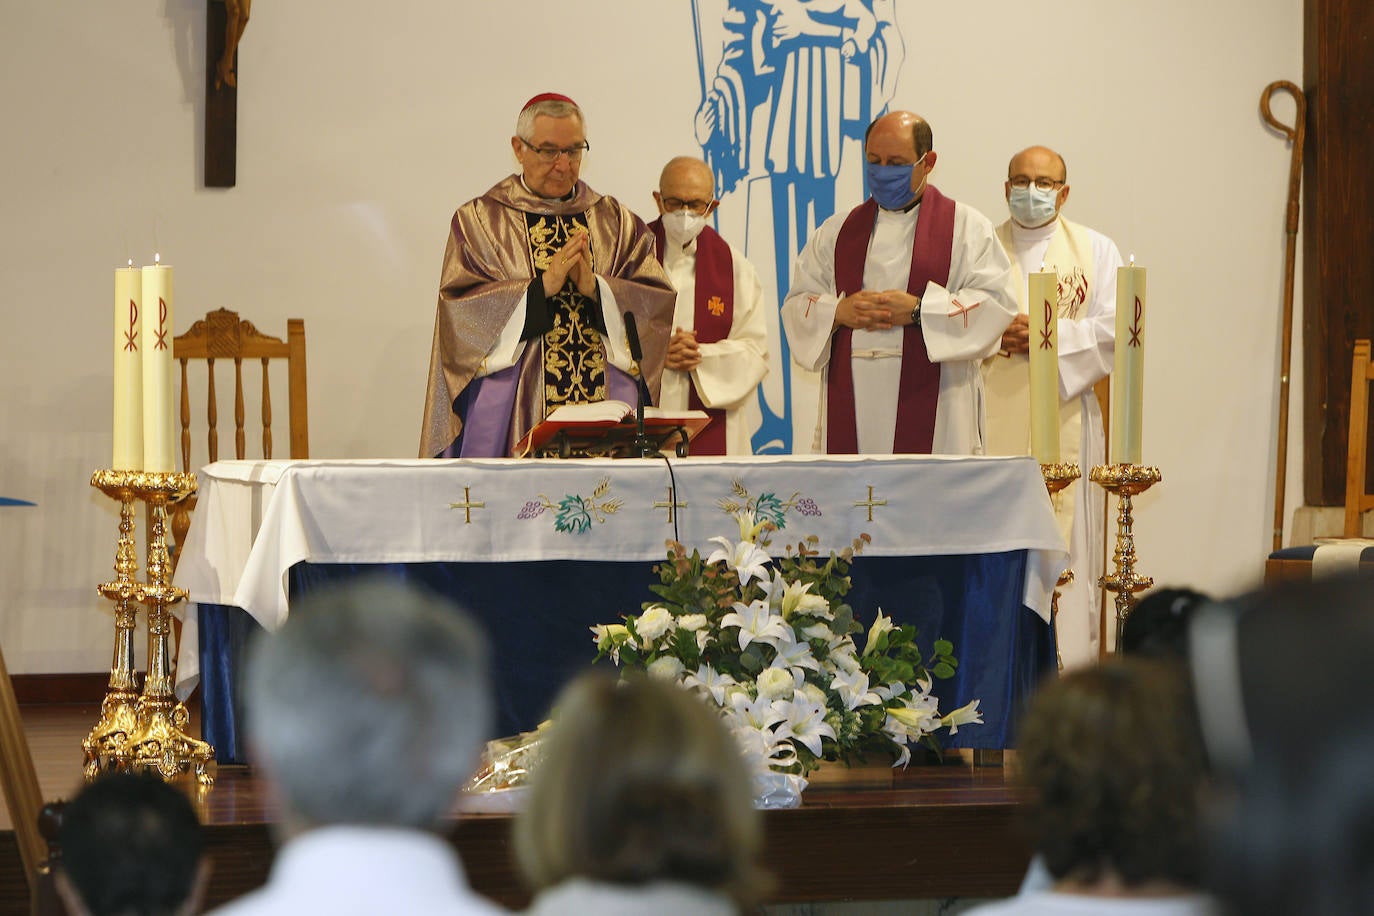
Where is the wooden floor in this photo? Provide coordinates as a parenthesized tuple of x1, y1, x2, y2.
(1, 704, 1031, 914)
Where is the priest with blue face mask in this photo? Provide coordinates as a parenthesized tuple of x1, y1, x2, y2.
(983, 145, 1124, 667)
(781, 111, 1017, 455)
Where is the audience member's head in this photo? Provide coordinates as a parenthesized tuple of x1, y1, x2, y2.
(514, 673, 765, 909)
(244, 577, 492, 835)
(1192, 575, 1374, 916)
(57, 771, 206, 916)
(1119, 585, 1212, 658)
(1017, 658, 1209, 894)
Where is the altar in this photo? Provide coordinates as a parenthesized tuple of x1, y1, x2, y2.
(173, 454, 1068, 763)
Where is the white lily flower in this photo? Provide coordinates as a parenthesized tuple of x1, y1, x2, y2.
(682, 664, 736, 706)
(695, 630, 712, 652)
(646, 655, 685, 682)
(757, 666, 795, 701)
(589, 623, 633, 662)
(706, 537, 773, 587)
(729, 692, 787, 732)
(830, 645, 862, 674)
(862, 609, 895, 658)
(887, 701, 939, 735)
(873, 680, 906, 702)
(772, 696, 836, 757)
(830, 667, 881, 710)
(800, 623, 834, 641)
(769, 631, 821, 673)
(797, 682, 828, 706)
(720, 599, 791, 650)
(940, 699, 983, 735)
(733, 509, 772, 544)
(635, 605, 674, 644)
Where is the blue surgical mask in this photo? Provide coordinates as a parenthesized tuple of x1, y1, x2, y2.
(1008, 185, 1060, 228)
(866, 160, 921, 210)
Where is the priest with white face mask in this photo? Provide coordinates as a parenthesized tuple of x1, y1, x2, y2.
(647, 157, 769, 456)
(984, 145, 1123, 666)
(782, 111, 1017, 455)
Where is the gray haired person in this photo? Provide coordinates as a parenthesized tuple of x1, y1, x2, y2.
(208, 577, 505, 915)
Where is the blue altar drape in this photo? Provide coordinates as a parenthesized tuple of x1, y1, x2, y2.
(199, 551, 1054, 764)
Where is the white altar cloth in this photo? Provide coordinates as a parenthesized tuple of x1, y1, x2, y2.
(173, 455, 1067, 696)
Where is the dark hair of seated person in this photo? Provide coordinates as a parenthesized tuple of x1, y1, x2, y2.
(1119, 585, 1212, 658)
(1017, 658, 1209, 890)
(58, 770, 205, 916)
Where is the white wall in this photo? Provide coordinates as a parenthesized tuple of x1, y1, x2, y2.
(0, 0, 1305, 673)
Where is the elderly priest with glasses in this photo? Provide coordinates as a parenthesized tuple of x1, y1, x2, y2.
(421, 93, 676, 458)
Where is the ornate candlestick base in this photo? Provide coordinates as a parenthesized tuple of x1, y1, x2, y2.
(1041, 463, 1081, 671)
(122, 472, 216, 785)
(1089, 463, 1163, 652)
(85, 471, 144, 776)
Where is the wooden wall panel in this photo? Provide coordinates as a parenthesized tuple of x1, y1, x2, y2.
(1303, 0, 1374, 505)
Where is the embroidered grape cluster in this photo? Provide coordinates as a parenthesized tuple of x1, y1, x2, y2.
(517, 500, 545, 519)
(794, 497, 821, 517)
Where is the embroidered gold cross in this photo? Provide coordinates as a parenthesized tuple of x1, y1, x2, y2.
(448, 486, 486, 524)
(653, 487, 687, 523)
(854, 485, 887, 522)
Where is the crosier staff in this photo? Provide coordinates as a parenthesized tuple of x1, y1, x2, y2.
(1261, 79, 1305, 553)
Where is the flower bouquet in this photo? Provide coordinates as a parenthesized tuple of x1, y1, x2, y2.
(591, 510, 982, 803)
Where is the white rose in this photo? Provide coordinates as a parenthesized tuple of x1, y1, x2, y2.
(647, 655, 686, 682)
(757, 666, 795, 701)
(678, 613, 709, 631)
(635, 605, 674, 644)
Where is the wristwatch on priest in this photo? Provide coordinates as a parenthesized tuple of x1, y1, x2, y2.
(910, 297, 922, 325)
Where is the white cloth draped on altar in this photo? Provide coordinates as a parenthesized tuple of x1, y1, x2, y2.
(173, 455, 1068, 698)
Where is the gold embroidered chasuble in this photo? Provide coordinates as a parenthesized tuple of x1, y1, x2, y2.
(420, 176, 676, 458)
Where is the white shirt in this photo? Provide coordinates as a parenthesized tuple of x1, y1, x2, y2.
(207, 826, 506, 916)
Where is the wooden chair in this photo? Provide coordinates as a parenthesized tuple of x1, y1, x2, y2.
(0, 639, 46, 904)
(171, 308, 309, 562)
(1266, 339, 1374, 582)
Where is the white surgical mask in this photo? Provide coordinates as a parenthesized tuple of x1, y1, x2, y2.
(662, 209, 708, 247)
(1008, 185, 1060, 228)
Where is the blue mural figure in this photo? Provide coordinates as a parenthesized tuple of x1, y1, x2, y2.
(692, 0, 903, 452)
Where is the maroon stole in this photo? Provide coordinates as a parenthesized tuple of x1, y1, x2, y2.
(827, 186, 956, 454)
(649, 219, 733, 456)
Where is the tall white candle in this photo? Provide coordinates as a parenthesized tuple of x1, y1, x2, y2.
(1110, 259, 1147, 464)
(1027, 268, 1060, 464)
(140, 258, 176, 473)
(113, 264, 143, 470)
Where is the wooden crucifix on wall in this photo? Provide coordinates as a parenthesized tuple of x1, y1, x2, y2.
(204, 0, 251, 188)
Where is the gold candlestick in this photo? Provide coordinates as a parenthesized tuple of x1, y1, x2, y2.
(85, 471, 145, 776)
(1041, 463, 1080, 670)
(1089, 463, 1163, 652)
(121, 471, 216, 785)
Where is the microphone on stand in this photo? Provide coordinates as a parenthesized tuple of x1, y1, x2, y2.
(622, 312, 655, 458)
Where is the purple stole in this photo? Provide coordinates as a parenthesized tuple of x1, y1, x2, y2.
(828, 186, 956, 454)
(649, 219, 733, 456)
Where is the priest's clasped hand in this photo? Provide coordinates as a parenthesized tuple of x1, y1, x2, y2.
(665, 327, 702, 372)
(834, 289, 921, 330)
(999, 313, 1031, 355)
(542, 228, 598, 300)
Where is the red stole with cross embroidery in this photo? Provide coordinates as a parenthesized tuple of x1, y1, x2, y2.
(827, 186, 956, 454)
(649, 219, 733, 456)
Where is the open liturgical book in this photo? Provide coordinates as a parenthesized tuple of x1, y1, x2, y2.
(515, 400, 711, 457)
